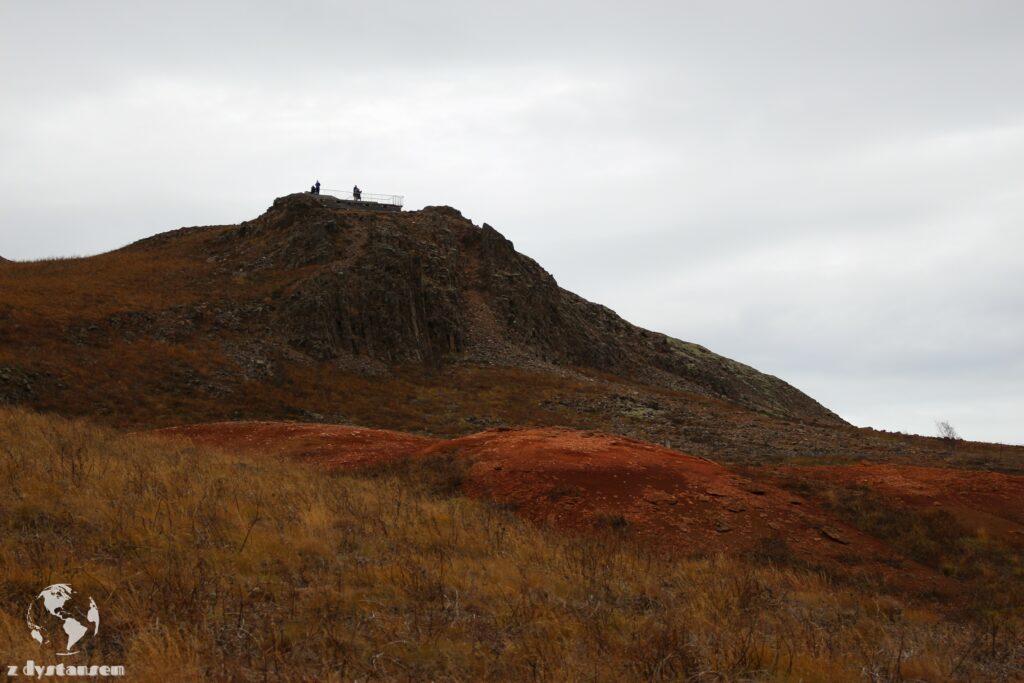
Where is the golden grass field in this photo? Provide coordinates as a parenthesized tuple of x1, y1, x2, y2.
(1, 407, 1021, 682)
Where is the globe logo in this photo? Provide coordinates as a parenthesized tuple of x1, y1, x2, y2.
(25, 584, 100, 656)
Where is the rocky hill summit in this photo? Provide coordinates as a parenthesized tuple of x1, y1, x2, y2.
(7, 193, 1024, 471)
(120, 193, 840, 424)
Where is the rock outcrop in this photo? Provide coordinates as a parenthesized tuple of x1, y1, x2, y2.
(154, 193, 843, 424)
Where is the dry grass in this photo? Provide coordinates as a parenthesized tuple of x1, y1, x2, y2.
(1, 408, 1021, 681)
(0, 244, 215, 323)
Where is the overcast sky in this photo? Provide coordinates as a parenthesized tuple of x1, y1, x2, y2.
(2, 1, 1022, 444)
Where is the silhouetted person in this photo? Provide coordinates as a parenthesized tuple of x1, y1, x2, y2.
(310, 184, 316, 193)
(315, 180, 320, 194)
(353, 185, 361, 201)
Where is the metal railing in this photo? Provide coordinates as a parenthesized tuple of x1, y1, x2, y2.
(321, 189, 404, 206)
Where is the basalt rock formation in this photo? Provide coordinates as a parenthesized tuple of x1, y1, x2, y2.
(187, 193, 840, 423)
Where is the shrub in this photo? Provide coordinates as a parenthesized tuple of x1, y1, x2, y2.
(936, 419, 961, 442)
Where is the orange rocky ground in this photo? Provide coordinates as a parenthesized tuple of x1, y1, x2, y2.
(153, 421, 969, 595)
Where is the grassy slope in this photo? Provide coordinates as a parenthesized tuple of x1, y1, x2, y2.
(1, 408, 1021, 682)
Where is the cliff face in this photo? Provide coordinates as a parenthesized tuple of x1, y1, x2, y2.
(165, 193, 839, 424)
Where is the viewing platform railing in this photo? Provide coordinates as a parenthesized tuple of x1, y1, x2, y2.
(321, 189, 404, 207)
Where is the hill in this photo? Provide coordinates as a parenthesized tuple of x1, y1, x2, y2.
(2, 193, 1022, 471)
(0, 193, 836, 417)
(3, 196, 1023, 680)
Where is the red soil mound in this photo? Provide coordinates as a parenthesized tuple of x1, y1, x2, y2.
(154, 422, 952, 593)
(427, 429, 948, 588)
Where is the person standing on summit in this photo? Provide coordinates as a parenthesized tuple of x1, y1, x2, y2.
(353, 185, 361, 201)
(314, 180, 320, 194)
